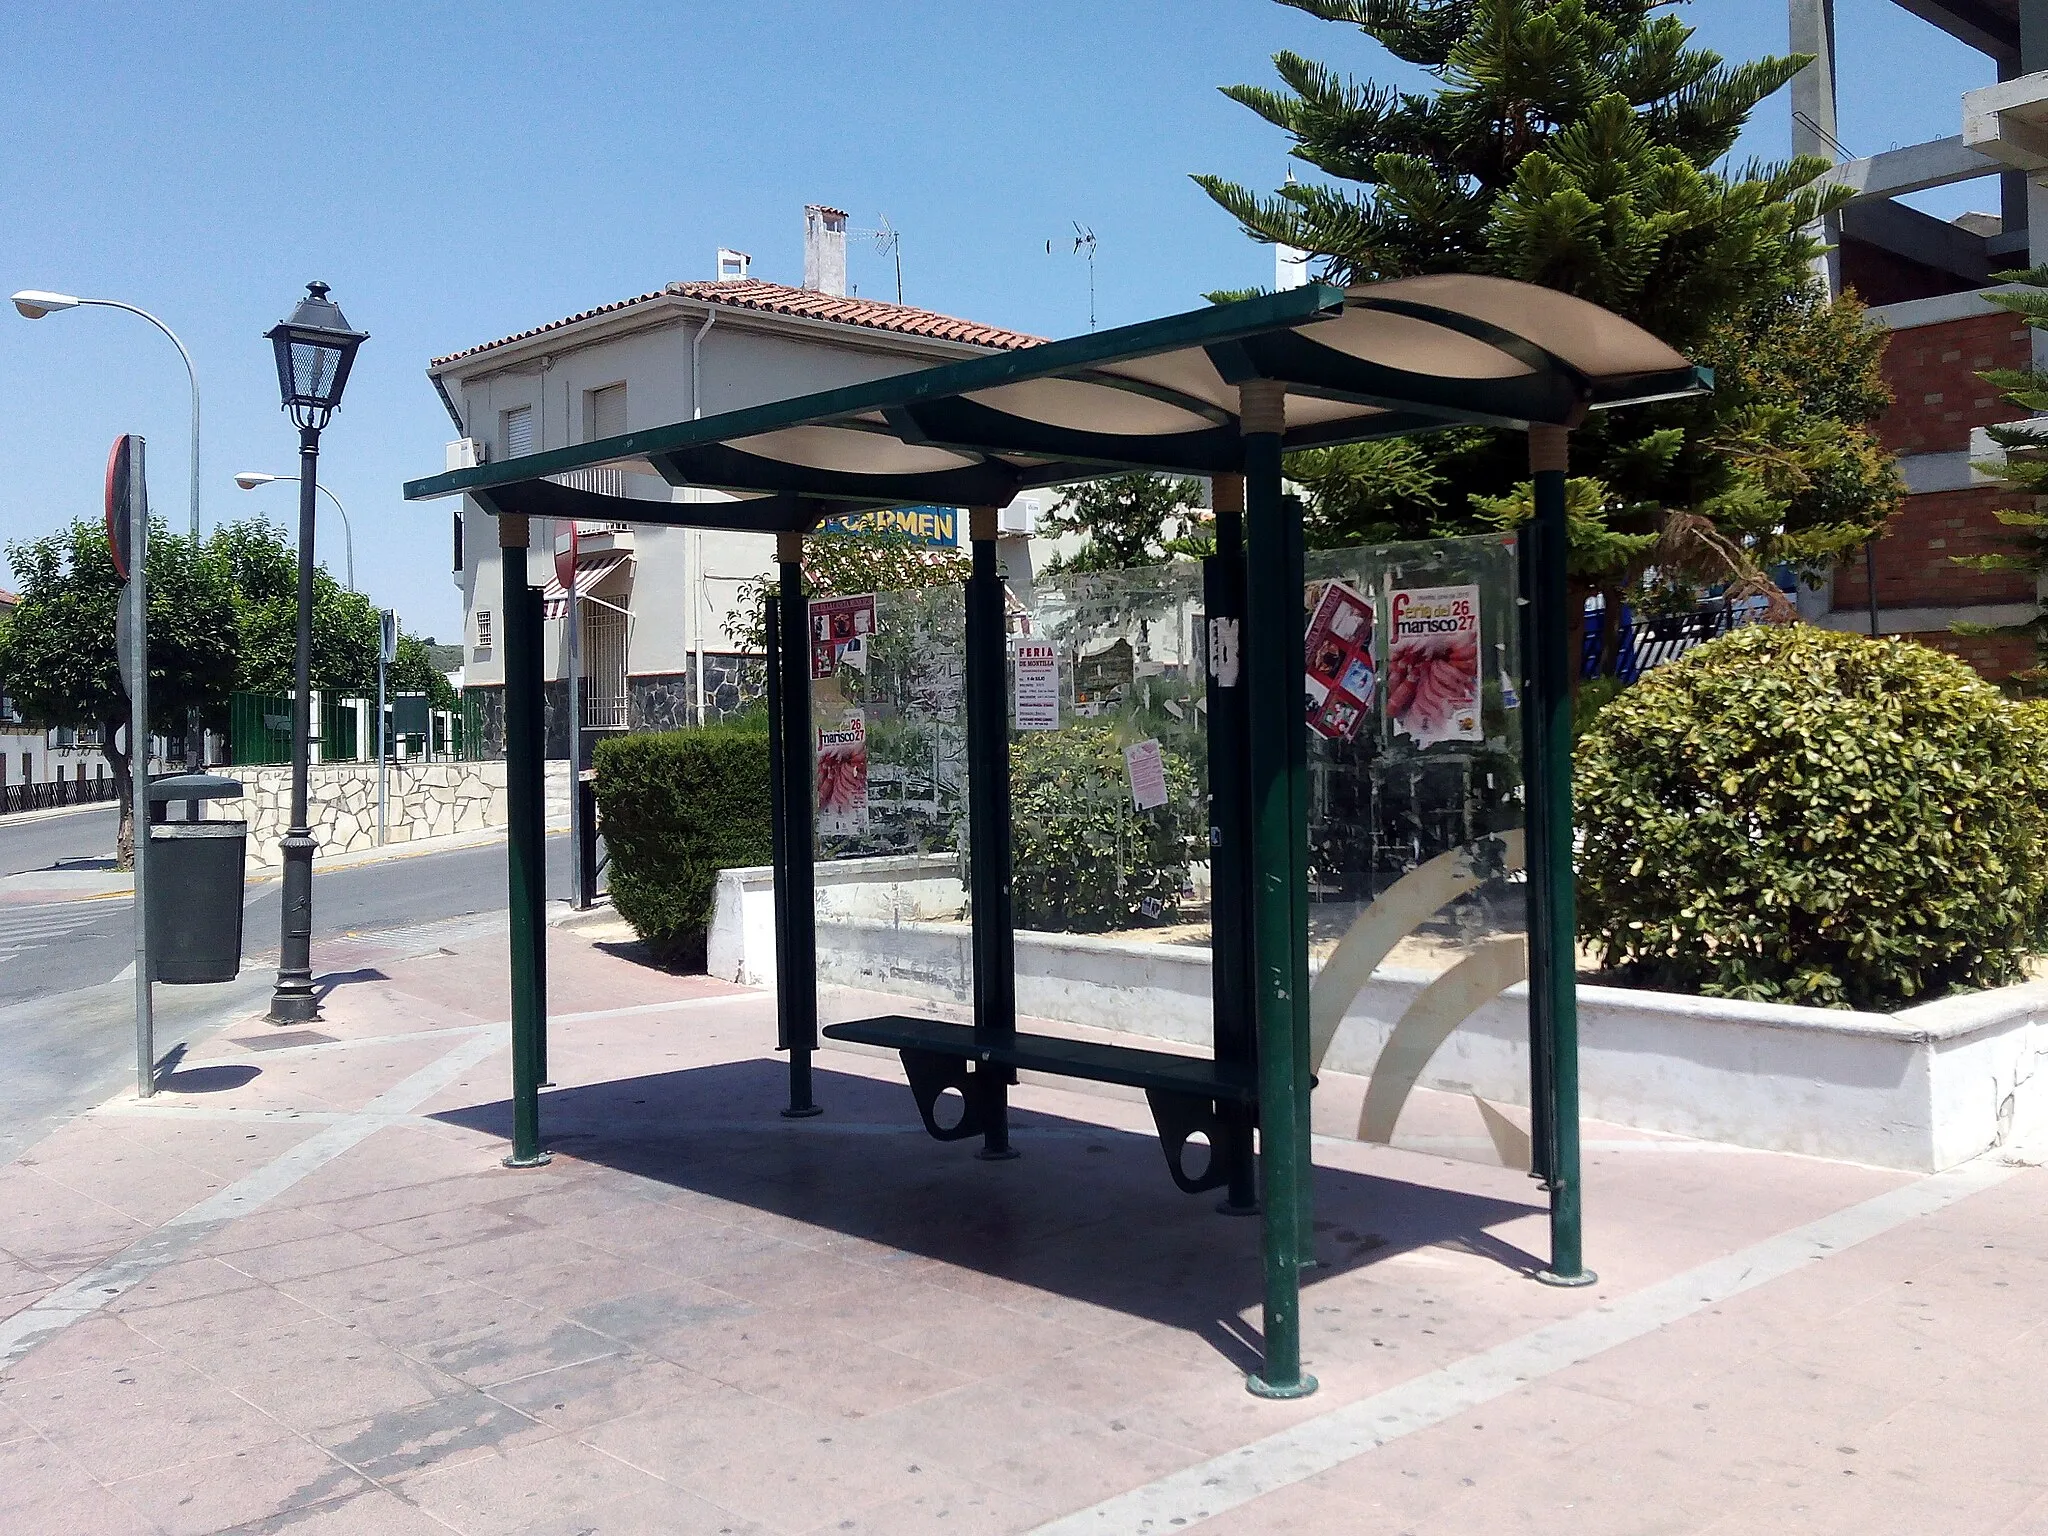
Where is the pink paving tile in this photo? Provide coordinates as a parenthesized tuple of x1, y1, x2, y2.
(1, 1352, 297, 1483)
(214, 1226, 409, 1285)
(2, 1313, 163, 1382)
(108, 1436, 367, 1536)
(359, 1203, 531, 1257)
(215, 1485, 464, 1534)
(960, 1417, 1208, 1510)
(108, 1254, 266, 1316)
(312, 1384, 559, 1482)
(792, 1469, 1052, 1536)
(399, 1431, 672, 1532)
(484, 1350, 721, 1432)
(497, 1481, 774, 1535)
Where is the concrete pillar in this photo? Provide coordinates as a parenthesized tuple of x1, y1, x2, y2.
(1789, 0, 1842, 295)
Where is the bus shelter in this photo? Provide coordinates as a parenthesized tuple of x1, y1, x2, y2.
(405, 275, 1704, 1397)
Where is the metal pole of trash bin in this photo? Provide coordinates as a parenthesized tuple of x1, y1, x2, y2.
(114, 435, 155, 1098)
(377, 610, 394, 845)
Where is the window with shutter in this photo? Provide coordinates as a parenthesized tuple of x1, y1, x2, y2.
(475, 609, 493, 655)
(502, 405, 534, 458)
(587, 383, 627, 441)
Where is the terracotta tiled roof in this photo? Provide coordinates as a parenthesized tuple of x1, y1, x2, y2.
(0, 589, 17, 607)
(430, 278, 1043, 367)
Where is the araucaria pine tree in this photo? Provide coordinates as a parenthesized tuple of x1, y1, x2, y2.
(1197, 0, 1902, 670)
(1959, 266, 2048, 686)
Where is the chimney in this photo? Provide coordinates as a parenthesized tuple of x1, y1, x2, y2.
(716, 248, 751, 281)
(804, 205, 849, 297)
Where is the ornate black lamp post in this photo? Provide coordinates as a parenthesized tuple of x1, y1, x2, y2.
(264, 282, 366, 1023)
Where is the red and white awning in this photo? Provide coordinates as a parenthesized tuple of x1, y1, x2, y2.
(541, 554, 631, 620)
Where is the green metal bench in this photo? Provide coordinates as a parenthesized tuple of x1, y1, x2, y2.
(823, 1015, 1256, 1195)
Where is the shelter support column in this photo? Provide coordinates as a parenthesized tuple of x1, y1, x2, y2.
(1241, 381, 1317, 1400)
(776, 530, 822, 1119)
(966, 506, 1018, 1160)
(1526, 425, 1593, 1286)
(1205, 472, 1258, 1216)
(499, 511, 551, 1169)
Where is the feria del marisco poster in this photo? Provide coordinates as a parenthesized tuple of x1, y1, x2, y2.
(1386, 584, 1482, 744)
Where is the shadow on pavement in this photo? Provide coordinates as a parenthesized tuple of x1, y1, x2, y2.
(434, 1059, 1544, 1369)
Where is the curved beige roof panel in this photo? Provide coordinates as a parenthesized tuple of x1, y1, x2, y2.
(409, 278, 1708, 532)
(1347, 273, 1694, 389)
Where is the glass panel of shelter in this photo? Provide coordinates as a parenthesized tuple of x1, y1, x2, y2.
(811, 583, 976, 1030)
(804, 529, 1528, 1172)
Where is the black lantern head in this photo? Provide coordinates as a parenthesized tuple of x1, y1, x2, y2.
(266, 281, 367, 430)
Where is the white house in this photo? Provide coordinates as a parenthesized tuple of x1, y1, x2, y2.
(427, 207, 1060, 752)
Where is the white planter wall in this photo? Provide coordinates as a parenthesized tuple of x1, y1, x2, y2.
(714, 875, 2048, 1172)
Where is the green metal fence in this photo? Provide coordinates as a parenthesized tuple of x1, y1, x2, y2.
(228, 691, 363, 766)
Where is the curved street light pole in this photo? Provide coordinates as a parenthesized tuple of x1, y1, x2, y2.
(233, 473, 354, 590)
(11, 291, 200, 540)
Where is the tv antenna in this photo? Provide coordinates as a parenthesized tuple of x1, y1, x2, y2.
(852, 214, 904, 304)
(1048, 222, 1098, 330)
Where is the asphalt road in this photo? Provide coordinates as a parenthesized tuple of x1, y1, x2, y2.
(0, 808, 570, 1162)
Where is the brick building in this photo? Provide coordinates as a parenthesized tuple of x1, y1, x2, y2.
(1792, 0, 2048, 675)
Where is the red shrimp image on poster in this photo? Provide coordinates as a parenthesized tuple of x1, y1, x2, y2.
(1387, 584, 1482, 743)
(816, 711, 869, 835)
(1303, 579, 1376, 742)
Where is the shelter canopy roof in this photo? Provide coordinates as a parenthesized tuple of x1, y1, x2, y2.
(404, 274, 1705, 534)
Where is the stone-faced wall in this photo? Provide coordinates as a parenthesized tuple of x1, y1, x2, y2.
(224, 761, 571, 871)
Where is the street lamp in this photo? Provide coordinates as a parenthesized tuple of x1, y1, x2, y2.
(10, 290, 202, 540)
(233, 471, 355, 591)
(263, 281, 367, 1025)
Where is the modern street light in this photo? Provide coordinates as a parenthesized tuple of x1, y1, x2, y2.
(233, 471, 355, 591)
(11, 290, 202, 540)
(263, 282, 367, 1025)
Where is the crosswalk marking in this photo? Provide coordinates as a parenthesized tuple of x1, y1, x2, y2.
(0, 904, 109, 964)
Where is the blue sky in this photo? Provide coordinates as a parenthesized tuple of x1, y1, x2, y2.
(0, 0, 1996, 640)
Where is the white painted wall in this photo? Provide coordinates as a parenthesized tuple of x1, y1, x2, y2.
(705, 886, 2048, 1173)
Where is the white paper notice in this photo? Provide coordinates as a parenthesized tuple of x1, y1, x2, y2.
(1013, 639, 1060, 731)
(1124, 738, 1169, 811)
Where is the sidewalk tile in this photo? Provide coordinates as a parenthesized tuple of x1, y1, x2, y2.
(2, 1314, 163, 1382)
(2, 1353, 296, 1482)
(399, 1434, 661, 1532)
(109, 1255, 265, 1316)
(499, 1482, 770, 1536)
(483, 1350, 718, 1432)
(220, 1227, 409, 1285)
(314, 1387, 556, 1481)
(947, 1417, 1205, 1510)
(109, 1437, 366, 1536)
(217, 1485, 458, 1534)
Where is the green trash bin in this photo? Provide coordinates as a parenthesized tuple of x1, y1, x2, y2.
(146, 773, 247, 984)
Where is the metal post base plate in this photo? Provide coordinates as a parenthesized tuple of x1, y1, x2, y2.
(501, 1150, 554, 1169)
(267, 990, 320, 1025)
(975, 1144, 1020, 1161)
(1216, 1195, 1261, 1217)
(1246, 1371, 1319, 1400)
(1534, 1267, 1599, 1288)
(780, 1104, 824, 1120)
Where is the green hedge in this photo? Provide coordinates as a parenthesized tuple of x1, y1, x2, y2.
(1011, 723, 1201, 933)
(593, 723, 773, 967)
(1577, 626, 2048, 1010)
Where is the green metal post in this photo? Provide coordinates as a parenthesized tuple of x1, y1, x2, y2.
(765, 594, 794, 1049)
(1241, 385, 1316, 1399)
(1205, 473, 1258, 1216)
(1518, 521, 1553, 1187)
(498, 515, 550, 1169)
(777, 532, 822, 1119)
(529, 581, 550, 1088)
(1528, 426, 1593, 1286)
(965, 507, 1017, 1159)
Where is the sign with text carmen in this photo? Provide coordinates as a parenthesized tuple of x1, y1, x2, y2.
(818, 505, 960, 547)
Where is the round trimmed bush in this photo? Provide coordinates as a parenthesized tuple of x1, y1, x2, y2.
(1576, 626, 2048, 1010)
